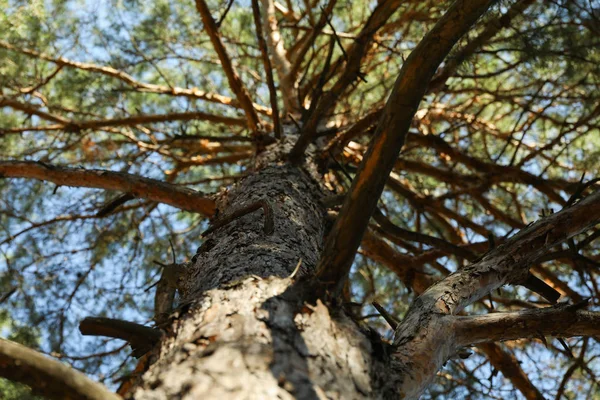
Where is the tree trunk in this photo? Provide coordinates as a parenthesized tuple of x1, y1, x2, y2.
(129, 139, 402, 399)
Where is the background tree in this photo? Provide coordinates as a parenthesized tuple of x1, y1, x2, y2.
(1, 0, 599, 398)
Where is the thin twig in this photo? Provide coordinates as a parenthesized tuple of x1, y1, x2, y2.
(217, 0, 235, 27)
(372, 301, 399, 330)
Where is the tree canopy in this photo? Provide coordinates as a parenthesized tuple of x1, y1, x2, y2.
(1, 0, 599, 398)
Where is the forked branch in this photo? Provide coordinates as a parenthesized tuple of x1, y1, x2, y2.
(315, 0, 497, 292)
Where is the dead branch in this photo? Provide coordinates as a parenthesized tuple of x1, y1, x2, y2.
(260, 0, 301, 114)
(79, 317, 163, 358)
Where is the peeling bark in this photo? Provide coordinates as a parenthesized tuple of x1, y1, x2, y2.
(131, 277, 402, 399)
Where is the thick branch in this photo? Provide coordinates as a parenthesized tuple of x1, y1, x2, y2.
(315, 0, 496, 293)
(79, 317, 163, 358)
(195, 0, 262, 132)
(0, 161, 216, 216)
(0, 338, 121, 400)
(391, 190, 600, 398)
(456, 304, 600, 346)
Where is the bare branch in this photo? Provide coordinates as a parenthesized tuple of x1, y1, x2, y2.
(391, 189, 600, 398)
(0, 338, 121, 400)
(0, 97, 70, 124)
(455, 302, 600, 346)
(195, 0, 262, 132)
(315, 0, 497, 293)
(252, 0, 282, 139)
(0, 161, 216, 216)
(478, 343, 546, 400)
(291, 0, 402, 158)
(288, 0, 337, 83)
(79, 317, 163, 358)
(260, 0, 301, 114)
(1, 99, 247, 132)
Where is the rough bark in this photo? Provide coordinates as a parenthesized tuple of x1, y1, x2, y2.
(391, 190, 600, 398)
(124, 137, 399, 398)
(180, 138, 328, 298)
(120, 131, 600, 400)
(131, 277, 401, 399)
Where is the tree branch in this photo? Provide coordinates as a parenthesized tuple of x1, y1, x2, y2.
(314, 0, 496, 294)
(0, 40, 271, 116)
(0, 338, 121, 400)
(290, 0, 402, 159)
(1, 98, 247, 131)
(195, 0, 262, 132)
(260, 0, 301, 114)
(391, 189, 600, 398)
(252, 0, 282, 138)
(79, 317, 163, 358)
(427, 0, 536, 93)
(0, 97, 70, 124)
(0, 161, 216, 216)
(477, 343, 546, 400)
(455, 302, 600, 346)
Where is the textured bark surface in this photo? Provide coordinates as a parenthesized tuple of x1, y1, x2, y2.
(131, 277, 400, 399)
(180, 138, 327, 298)
(127, 138, 405, 398)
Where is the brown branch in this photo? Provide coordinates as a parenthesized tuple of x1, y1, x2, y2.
(0, 338, 121, 400)
(373, 208, 478, 261)
(195, 0, 262, 132)
(260, 0, 301, 114)
(288, 0, 337, 81)
(0, 97, 70, 124)
(202, 200, 274, 236)
(372, 301, 399, 330)
(4, 109, 247, 133)
(405, 131, 567, 205)
(478, 343, 546, 400)
(96, 193, 136, 217)
(79, 317, 163, 358)
(361, 229, 548, 400)
(0, 40, 271, 116)
(290, 0, 402, 159)
(455, 302, 599, 346)
(71, 110, 247, 129)
(0, 161, 216, 216)
(315, 0, 496, 293)
(252, 0, 282, 139)
(428, 0, 536, 93)
(391, 190, 600, 397)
